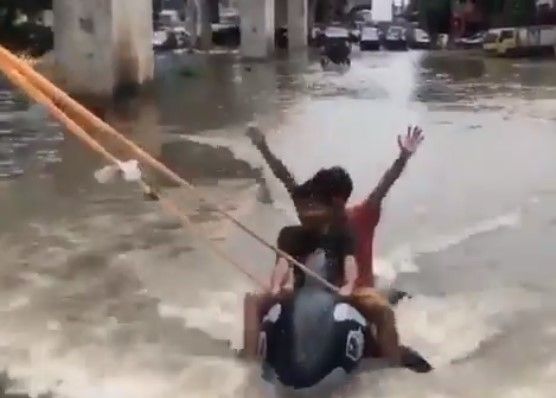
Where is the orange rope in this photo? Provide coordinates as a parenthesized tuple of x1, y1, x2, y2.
(0, 62, 267, 290)
(0, 45, 339, 294)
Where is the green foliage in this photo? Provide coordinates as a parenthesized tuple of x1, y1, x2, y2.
(418, 0, 452, 34)
(508, 0, 536, 26)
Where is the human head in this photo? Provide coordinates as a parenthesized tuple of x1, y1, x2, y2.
(309, 166, 353, 207)
(292, 166, 352, 228)
(292, 179, 332, 229)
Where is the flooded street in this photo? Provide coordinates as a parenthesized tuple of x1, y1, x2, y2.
(1, 49, 556, 398)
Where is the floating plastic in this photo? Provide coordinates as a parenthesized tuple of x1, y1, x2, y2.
(94, 159, 142, 184)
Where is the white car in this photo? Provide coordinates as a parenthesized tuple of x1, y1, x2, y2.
(152, 30, 168, 49)
(410, 28, 430, 49)
(360, 26, 380, 51)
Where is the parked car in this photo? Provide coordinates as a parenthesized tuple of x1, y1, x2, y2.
(409, 28, 430, 49)
(456, 31, 486, 49)
(359, 26, 380, 51)
(483, 26, 556, 57)
(153, 27, 190, 51)
(384, 25, 407, 51)
(212, 9, 240, 46)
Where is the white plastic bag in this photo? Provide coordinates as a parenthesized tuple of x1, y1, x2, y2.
(94, 159, 142, 184)
(118, 159, 142, 182)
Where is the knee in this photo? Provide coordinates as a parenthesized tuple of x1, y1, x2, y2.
(378, 305, 395, 325)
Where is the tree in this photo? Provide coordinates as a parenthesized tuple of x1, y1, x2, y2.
(418, 0, 451, 40)
(508, 0, 536, 26)
(481, 0, 536, 27)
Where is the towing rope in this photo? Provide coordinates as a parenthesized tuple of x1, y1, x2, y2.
(0, 46, 340, 294)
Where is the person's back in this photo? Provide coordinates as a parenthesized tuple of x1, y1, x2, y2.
(346, 201, 381, 288)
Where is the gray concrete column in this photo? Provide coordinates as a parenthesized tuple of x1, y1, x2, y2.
(53, 0, 154, 98)
(240, 0, 275, 59)
(185, 0, 212, 50)
(287, 0, 308, 49)
(275, 0, 287, 29)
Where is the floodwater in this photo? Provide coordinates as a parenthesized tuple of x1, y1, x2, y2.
(1, 48, 556, 398)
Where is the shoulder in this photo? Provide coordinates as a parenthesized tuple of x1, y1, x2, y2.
(278, 225, 306, 240)
(278, 225, 317, 255)
(347, 199, 381, 225)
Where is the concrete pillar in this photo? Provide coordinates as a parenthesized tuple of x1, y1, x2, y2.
(185, 0, 212, 50)
(199, 0, 213, 50)
(208, 0, 220, 23)
(287, 0, 308, 49)
(275, 0, 287, 28)
(185, 0, 199, 50)
(53, 0, 154, 98)
(240, 0, 275, 59)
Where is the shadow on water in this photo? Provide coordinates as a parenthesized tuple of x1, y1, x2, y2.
(160, 140, 262, 185)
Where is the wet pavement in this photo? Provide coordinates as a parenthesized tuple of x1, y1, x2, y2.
(0, 48, 556, 397)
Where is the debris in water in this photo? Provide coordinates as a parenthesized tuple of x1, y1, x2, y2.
(94, 159, 142, 184)
(180, 66, 200, 78)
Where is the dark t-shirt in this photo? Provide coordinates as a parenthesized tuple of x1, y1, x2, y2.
(277, 225, 355, 289)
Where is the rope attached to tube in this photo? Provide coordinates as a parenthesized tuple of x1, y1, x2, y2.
(0, 60, 267, 290)
(0, 46, 339, 294)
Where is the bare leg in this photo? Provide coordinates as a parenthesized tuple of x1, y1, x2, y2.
(352, 288, 401, 365)
(243, 292, 276, 359)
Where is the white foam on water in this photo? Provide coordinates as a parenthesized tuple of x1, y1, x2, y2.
(0, 219, 258, 398)
(304, 51, 424, 106)
(1, 332, 252, 398)
(158, 289, 245, 350)
(373, 209, 522, 284)
(394, 288, 542, 368)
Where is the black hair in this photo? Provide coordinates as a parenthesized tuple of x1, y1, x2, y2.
(292, 166, 353, 206)
(292, 178, 318, 201)
(311, 166, 353, 202)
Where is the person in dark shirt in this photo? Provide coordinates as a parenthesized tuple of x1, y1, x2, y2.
(267, 174, 406, 367)
(243, 181, 357, 359)
(269, 184, 358, 297)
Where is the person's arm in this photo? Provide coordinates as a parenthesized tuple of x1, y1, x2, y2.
(246, 126, 298, 195)
(271, 226, 300, 295)
(338, 229, 358, 296)
(270, 257, 291, 296)
(367, 126, 424, 206)
(339, 255, 358, 296)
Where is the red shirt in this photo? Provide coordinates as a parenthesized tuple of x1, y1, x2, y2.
(346, 200, 380, 288)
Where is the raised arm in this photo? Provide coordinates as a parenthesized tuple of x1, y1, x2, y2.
(246, 126, 298, 195)
(367, 126, 424, 206)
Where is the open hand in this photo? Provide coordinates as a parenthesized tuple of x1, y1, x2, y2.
(246, 125, 266, 146)
(398, 125, 424, 157)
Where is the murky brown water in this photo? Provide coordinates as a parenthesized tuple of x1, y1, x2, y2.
(1, 49, 556, 398)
